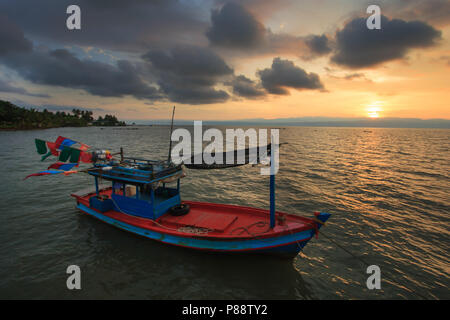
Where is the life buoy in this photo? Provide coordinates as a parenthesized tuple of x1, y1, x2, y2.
(169, 203, 190, 216)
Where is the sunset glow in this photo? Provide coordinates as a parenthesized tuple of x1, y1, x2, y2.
(0, 1, 449, 121)
(367, 102, 384, 118)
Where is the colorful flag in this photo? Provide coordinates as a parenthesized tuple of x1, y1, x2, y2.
(48, 162, 78, 171)
(80, 151, 93, 163)
(24, 170, 64, 180)
(35, 139, 48, 155)
(58, 147, 72, 162)
(62, 170, 78, 176)
(79, 143, 90, 151)
(46, 141, 59, 156)
(69, 148, 81, 163)
(35, 137, 89, 162)
(55, 136, 77, 149)
(41, 150, 53, 161)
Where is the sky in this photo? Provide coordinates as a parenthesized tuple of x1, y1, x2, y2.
(0, 0, 449, 121)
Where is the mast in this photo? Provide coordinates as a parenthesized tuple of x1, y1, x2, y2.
(269, 136, 276, 228)
(167, 106, 176, 164)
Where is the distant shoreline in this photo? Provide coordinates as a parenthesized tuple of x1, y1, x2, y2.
(0, 124, 129, 131)
(0, 100, 126, 130)
(131, 122, 450, 129)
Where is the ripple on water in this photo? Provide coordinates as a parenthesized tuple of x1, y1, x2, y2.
(0, 126, 449, 299)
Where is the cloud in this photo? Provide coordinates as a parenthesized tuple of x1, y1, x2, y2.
(343, 73, 367, 81)
(0, 0, 208, 52)
(0, 13, 233, 105)
(226, 75, 266, 98)
(438, 56, 450, 67)
(385, 0, 450, 27)
(206, 2, 332, 62)
(1, 48, 161, 100)
(305, 34, 332, 56)
(143, 45, 233, 104)
(0, 78, 50, 97)
(257, 58, 324, 95)
(0, 14, 162, 101)
(0, 14, 32, 56)
(206, 2, 265, 48)
(331, 15, 442, 68)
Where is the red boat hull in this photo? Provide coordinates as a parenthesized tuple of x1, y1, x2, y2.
(72, 188, 330, 258)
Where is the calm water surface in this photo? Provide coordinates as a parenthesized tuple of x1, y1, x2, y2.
(0, 126, 449, 299)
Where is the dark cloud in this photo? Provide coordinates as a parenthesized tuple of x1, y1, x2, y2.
(331, 15, 441, 68)
(214, 0, 293, 20)
(143, 45, 233, 104)
(0, 14, 161, 100)
(257, 58, 324, 95)
(205, 3, 331, 61)
(226, 75, 266, 98)
(144, 46, 233, 78)
(0, 0, 208, 52)
(0, 14, 32, 56)
(206, 2, 265, 48)
(0, 13, 232, 105)
(0, 79, 50, 98)
(1, 47, 161, 100)
(305, 34, 332, 56)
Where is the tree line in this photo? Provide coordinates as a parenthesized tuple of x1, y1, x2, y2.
(0, 100, 126, 129)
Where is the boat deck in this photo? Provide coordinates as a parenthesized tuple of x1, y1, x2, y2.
(72, 188, 318, 240)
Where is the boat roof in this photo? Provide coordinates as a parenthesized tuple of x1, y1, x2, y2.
(88, 159, 183, 185)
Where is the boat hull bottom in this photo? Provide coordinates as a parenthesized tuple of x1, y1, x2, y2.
(77, 203, 316, 259)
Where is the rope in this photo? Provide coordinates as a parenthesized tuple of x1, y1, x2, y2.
(230, 221, 271, 236)
(319, 230, 370, 266)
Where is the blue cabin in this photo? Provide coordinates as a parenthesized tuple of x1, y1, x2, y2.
(87, 157, 184, 220)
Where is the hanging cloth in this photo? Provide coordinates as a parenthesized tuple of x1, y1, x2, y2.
(46, 141, 59, 156)
(48, 162, 78, 171)
(41, 151, 53, 161)
(58, 147, 72, 162)
(80, 151, 93, 163)
(35, 139, 48, 155)
(55, 136, 76, 149)
(24, 170, 63, 180)
(69, 148, 81, 163)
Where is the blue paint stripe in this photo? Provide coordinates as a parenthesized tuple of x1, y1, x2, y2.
(89, 170, 183, 184)
(77, 203, 315, 251)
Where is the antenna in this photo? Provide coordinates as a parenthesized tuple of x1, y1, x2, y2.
(167, 106, 176, 164)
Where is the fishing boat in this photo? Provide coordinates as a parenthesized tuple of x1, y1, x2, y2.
(27, 110, 331, 258)
(67, 150, 330, 258)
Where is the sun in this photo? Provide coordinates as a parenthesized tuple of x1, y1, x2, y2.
(366, 101, 383, 118)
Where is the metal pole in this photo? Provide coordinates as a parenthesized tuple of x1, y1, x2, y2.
(95, 176, 99, 195)
(150, 188, 155, 219)
(167, 106, 176, 164)
(270, 142, 276, 228)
